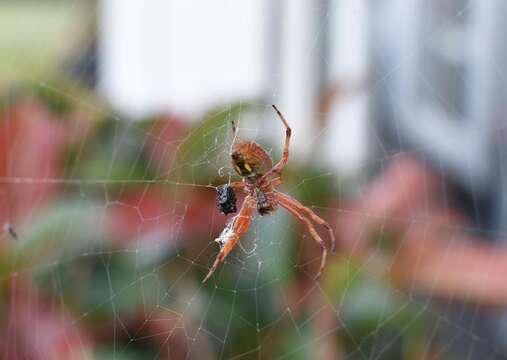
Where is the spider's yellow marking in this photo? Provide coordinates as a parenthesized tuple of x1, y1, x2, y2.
(234, 162, 253, 176)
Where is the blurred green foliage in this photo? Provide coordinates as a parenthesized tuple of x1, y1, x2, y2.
(0, 2, 437, 350)
(0, 80, 439, 358)
(0, 1, 87, 86)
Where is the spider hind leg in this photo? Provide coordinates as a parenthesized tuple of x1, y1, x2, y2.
(262, 105, 292, 180)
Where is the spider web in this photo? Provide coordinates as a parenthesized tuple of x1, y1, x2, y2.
(0, 1, 504, 359)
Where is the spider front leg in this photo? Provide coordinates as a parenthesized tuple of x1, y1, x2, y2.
(203, 195, 256, 283)
(276, 191, 336, 252)
(275, 191, 334, 279)
(228, 181, 244, 190)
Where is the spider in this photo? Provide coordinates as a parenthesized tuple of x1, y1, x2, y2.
(203, 105, 335, 283)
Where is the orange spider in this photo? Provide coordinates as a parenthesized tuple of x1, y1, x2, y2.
(203, 105, 335, 282)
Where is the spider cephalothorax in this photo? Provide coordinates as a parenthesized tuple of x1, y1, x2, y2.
(203, 105, 335, 283)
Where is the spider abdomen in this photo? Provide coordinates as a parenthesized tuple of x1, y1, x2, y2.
(231, 141, 273, 178)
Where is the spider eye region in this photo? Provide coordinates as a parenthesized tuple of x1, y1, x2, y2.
(216, 184, 237, 215)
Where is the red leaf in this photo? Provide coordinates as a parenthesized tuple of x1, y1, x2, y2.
(0, 101, 68, 224)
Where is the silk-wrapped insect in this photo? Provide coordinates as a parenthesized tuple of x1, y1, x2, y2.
(216, 184, 237, 215)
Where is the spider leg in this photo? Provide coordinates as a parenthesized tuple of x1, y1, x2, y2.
(271, 177, 282, 186)
(263, 105, 292, 180)
(230, 119, 239, 150)
(203, 195, 256, 283)
(229, 180, 245, 190)
(276, 191, 336, 252)
(276, 193, 328, 280)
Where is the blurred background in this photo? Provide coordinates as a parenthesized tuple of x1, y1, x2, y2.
(1, 0, 507, 359)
